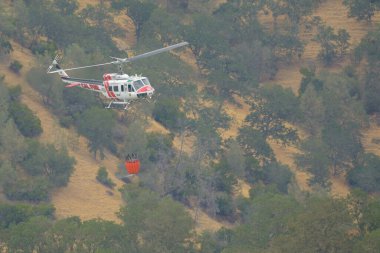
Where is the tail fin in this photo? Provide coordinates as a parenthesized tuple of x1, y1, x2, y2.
(47, 54, 69, 78)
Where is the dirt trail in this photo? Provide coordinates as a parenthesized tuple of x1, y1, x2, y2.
(1, 42, 124, 222)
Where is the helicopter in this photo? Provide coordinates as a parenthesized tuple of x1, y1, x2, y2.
(47, 42, 189, 109)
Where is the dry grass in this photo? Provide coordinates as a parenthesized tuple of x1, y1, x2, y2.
(77, 0, 99, 10)
(187, 207, 233, 233)
(235, 179, 251, 198)
(362, 119, 380, 157)
(220, 94, 250, 140)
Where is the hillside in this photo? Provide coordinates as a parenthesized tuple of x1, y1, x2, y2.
(0, 42, 124, 222)
(1, 0, 379, 231)
(220, 0, 380, 197)
(2, 1, 380, 252)
(267, 0, 380, 197)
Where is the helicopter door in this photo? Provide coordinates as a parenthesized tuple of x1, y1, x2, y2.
(113, 84, 121, 97)
(127, 84, 136, 98)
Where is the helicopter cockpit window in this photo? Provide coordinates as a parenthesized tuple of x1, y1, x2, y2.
(128, 84, 134, 92)
(113, 86, 119, 92)
(142, 78, 150, 86)
(133, 80, 144, 91)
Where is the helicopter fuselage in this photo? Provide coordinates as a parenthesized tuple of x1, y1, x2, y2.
(61, 73, 155, 104)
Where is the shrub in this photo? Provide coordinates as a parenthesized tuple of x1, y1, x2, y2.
(4, 177, 50, 202)
(96, 166, 116, 189)
(0, 37, 13, 56)
(21, 141, 75, 187)
(9, 60, 23, 73)
(262, 162, 293, 193)
(152, 98, 186, 131)
(348, 153, 380, 193)
(216, 193, 235, 218)
(9, 102, 42, 138)
(8, 85, 21, 101)
(0, 203, 55, 229)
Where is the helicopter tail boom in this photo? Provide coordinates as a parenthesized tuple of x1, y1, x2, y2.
(47, 54, 69, 78)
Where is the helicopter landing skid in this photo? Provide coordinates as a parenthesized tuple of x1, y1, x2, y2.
(105, 101, 130, 110)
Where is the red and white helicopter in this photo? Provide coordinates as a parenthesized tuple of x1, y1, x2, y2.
(47, 42, 189, 109)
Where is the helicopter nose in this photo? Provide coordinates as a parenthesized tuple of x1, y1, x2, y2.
(148, 87, 154, 98)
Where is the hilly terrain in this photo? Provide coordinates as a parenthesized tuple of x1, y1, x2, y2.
(2, 1, 380, 252)
(1, 0, 380, 234)
(217, 0, 380, 197)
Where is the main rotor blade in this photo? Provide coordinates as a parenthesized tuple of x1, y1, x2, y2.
(48, 42, 189, 73)
(48, 61, 117, 73)
(121, 42, 189, 63)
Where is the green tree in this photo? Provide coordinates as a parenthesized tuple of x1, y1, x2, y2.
(21, 141, 75, 187)
(299, 85, 325, 136)
(296, 137, 331, 188)
(259, 84, 300, 122)
(343, 0, 379, 21)
(270, 196, 354, 253)
(238, 126, 274, 162)
(262, 162, 293, 193)
(9, 101, 42, 138)
(348, 153, 380, 193)
(0, 36, 13, 57)
(2, 216, 52, 253)
(363, 67, 380, 114)
(361, 199, 380, 233)
(298, 66, 324, 95)
(4, 176, 50, 202)
(126, 0, 156, 40)
(322, 122, 362, 175)
(119, 185, 194, 253)
(336, 28, 351, 56)
(9, 60, 23, 73)
(27, 65, 64, 110)
(315, 25, 337, 65)
(225, 192, 300, 252)
(74, 219, 129, 253)
(0, 203, 54, 229)
(167, 0, 189, 12)
(225, 139, 245, 178)
(53, 0, 78, 16)
(314, 24, 350, 65)
(242, 98, 298, 158)
(140, 198, 194, 253)
(0, 120, 27, 166)
(77, 107, 116, 159)
(353, 229, 380, 253)
(152, 98, 186, 131)
(96, 166, 116, 189)
(213, 158, 238, 194)
(80, 0, 114, 30)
